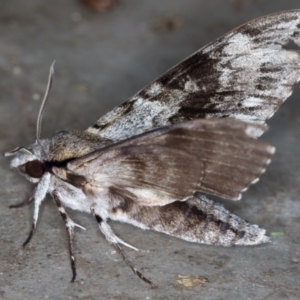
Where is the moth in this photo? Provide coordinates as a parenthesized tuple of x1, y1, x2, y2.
(5, 10, 300, 287)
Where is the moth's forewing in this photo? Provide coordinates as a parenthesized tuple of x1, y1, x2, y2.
(87, 10, 300, 142)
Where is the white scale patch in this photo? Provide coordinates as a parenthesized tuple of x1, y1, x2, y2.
(147, 82, 163, 96)
(97, 89, 187, 141)
(184, 80, 199, 93)
(241, 97, 265, 108)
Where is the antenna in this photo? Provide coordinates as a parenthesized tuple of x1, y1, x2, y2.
(36, 61, 55, 140)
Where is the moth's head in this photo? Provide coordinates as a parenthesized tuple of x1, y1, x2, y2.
(4, 141, 49, 183)
(4, 62, 55, 183)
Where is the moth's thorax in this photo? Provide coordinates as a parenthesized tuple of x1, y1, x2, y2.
(47, 130, 113, 162)
(8, 130, 112, 184)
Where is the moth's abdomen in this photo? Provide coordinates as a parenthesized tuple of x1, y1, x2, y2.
(156, 196, 269, 246)
(114, 194, 269, 246)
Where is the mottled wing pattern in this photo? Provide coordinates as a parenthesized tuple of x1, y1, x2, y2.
(69, 119, 274, 204)
(87, 10, 300, 141)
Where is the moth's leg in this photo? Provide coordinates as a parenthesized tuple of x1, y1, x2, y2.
(90, 206, 156, 288)
(9, 195, 34, 209)
(52, 191, 85, 283)
(23, 173, 51, 247)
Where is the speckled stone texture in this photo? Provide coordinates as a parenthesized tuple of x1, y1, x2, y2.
(0, 1, 299, 299)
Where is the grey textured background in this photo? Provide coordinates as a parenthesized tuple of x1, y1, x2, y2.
(0, 1, 299, 299)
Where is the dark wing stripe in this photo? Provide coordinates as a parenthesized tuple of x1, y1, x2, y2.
(86, 11, 300, 142)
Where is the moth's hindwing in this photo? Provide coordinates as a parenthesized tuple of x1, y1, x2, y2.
(68, 119, 274, 204)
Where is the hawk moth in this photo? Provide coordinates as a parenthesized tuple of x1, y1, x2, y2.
(5, 10, 300, 287)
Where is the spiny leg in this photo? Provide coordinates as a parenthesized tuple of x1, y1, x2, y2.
(10, 195, 35, 246)
(23, 173, 51, 247)
(9, 195, 34, 209)
(23, 223, 36, 247)
(53, 191, 86, 283)
(91, 207, 156, 288)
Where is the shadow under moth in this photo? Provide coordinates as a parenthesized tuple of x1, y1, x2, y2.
(5, 10, 300, 287)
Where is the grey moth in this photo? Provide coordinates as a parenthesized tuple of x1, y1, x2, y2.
(5, 10, 300, 287)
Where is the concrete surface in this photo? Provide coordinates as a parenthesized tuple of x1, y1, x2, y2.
(0, 1, 299, 299)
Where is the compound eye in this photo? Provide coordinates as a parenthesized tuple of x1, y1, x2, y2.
(25, 160, 44, 178)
